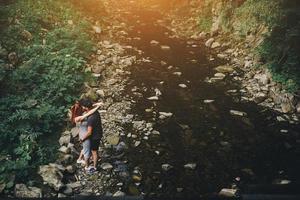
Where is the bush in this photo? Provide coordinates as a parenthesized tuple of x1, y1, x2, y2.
(0, 0, 95, 189)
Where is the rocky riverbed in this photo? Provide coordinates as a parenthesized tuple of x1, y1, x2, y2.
(14, 1, 300, 198)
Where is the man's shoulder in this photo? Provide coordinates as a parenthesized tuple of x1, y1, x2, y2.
(88, 112, 100, 120)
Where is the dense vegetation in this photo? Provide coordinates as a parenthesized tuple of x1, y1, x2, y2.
(197, 0, 300, 92)
(0, 0, 96, 191)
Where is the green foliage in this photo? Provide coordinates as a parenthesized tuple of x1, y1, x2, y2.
(0, 0, 95, 188)
(234, 0, 284, 36)
(197, 0, 213, 32)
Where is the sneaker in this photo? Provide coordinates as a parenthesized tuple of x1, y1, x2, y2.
(76, 159, 85, 164)
(85, 166, 96, 174)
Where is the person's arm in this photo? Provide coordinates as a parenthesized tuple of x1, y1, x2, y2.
(74, 102, 103, 123)
(81, 114, 95, 141)
(81, 126, 93, 142)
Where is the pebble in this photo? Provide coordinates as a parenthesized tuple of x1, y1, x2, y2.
(178, 84, 187, 88)
(184, 163, 197, 170)
(204, 100, 215, 104)
(161, 164, 173, 171)
(101, 163, 113, 170)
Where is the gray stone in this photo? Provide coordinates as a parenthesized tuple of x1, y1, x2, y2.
(67, 182, 81, 189)
(58, 193, 67, 198)
(58, 146, 70, 154)
(15, 184, 42, 198)
(184, 163, 197, 170)
(71, 127, 79, 138)
(113, 191, 125, 197)
(63, 186, 73, 195)
(38, 164, 64, 191)
(254, 92, 267, 103)
(160, 45, 171, 51)
(150, 40, 159, 46)
(254, 73, 269, 85)
(219, 188, 237, 197)
(92, 26, 102, 34)
(148, 96, 159, 101)
(205, 38, 214, 47)
(66, 165, 76, 174)
(204, 100, 215, 104)
(281, 102, 294, 113)
(101, 163, 113, 170)
(230, 110, 247, 117)
(59, 135, 71, 146)
(215, 65, 234, 73)
(159, 112, 173, 120)
(211, 42, 221, 49)
(161, 164, 173, 171)
(178, 84, 187, 88)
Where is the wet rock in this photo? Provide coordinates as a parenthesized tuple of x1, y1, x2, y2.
(173, 72, 182, 76)
(211, 42, 221, 49)
(58, 193, 67, 198)
(134, 141, 141, 147)
(230, 110, 247, 117)
(113, 191, 125, 197)
(132, 174, 142, 182)
(148, 96, 159, 101)
(106, 135, 120, 145)
(273, 179, 291, 185)
(204, 100, 215, 104)
(215, 65, 234, 73)
(296, 102, 300, 113)
(71, 127, 79, 138)
(59, 154, 74, 165)
(160, 45, 171, 51)
(67, 182, 81, 189)
(160, 61, 167, 66)
(150, 40, 159, 46)
(38, 164, 64, 191)
(101, 163, 113, 170)
(155, 88, 162, 96)
(15, 184, 42, 198)
(92, 26, 102, 34)
(132, 121, 146, 130)
(58, 146, 70, 154)
(66, 165, 76, 174)
(219, 188, 237, 197)
(254, 73, 269, 85)
(96, 89, 105, 98)
(281, 102, 294, 113)
(254, 92, 267, 103)
(59, 135, 71, 146)
(205, 38, 214, 47)
(199, 31, 207, 39)
(184, 163, 197, 170)
(161, 164, 173, 171)
(115, 142, 127, 152)
(214, 73, 226, 78)
(217, 54, 227, 59)
(159, 112, 173, 120)
(63, 186, 73, 195)
(179, 84, 187, 88)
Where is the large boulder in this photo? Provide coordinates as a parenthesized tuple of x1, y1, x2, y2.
(14, 184, 42, 198)
(38, 164, 64, 191)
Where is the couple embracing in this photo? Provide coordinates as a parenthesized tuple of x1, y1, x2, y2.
(70, 98, 103, 173)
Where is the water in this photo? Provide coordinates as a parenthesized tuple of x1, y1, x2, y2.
(110, 5, 300, 198)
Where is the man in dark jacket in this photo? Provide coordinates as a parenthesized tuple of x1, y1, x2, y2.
(79, 98, 103, 172)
